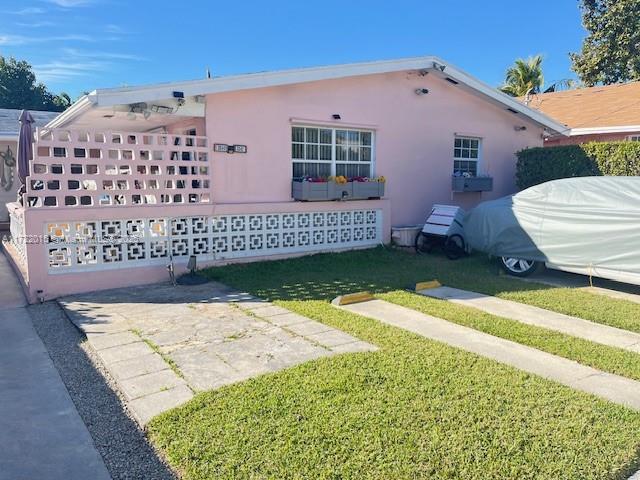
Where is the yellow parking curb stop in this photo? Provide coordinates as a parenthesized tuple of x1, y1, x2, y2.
(332, 292, 375, 306)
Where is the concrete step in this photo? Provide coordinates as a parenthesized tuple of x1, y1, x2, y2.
(418, 286, 640, 354)
(336, 298, 640, 411)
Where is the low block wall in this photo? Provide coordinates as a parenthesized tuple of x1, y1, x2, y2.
(10, 199, 390, 302)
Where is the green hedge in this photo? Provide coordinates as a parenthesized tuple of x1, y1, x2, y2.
(516, 141, 640, 189)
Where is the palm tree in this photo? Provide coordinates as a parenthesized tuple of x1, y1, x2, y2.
(500, 55, 544, 97)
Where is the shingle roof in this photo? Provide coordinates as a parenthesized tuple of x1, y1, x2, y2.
(518, 81, 640, 130)
(0, 108, 60, 138)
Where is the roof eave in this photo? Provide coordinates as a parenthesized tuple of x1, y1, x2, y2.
(569, 125, 640, 136)
(51, 56, 569, 135)
(44, 94, 97, 130)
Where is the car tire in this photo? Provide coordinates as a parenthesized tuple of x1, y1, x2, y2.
(500, 257, 539, 277)
(415, 232, 434, 254)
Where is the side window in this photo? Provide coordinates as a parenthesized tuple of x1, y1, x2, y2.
(453, 136, 480, 176)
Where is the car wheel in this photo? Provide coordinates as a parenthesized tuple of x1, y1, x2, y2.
(500, 257, 538, 277)
(444, 234, 466, 260)
(415, 232, 434, 254)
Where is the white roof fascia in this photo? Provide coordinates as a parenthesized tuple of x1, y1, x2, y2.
(47, 56, 568, 134)
(569, 125, 640, 136)
(44, 94, 96, 130)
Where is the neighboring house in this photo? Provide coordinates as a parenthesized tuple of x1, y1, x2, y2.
(0, 109, 59, 225)
(3, 56, 565, 302)
(519, 81, 640, 146)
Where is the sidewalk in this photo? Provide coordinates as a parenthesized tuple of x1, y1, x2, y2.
(0, 251, 111, 480)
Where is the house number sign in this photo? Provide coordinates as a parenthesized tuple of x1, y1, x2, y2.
(214, 144, 248, 154)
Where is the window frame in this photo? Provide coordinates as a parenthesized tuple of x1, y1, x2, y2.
(627, 134, 640, 142)
(291, 124, 375, 178)
(453, 135, 482, 177)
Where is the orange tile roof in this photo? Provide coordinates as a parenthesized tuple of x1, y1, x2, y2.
(517, 81, 640, 129)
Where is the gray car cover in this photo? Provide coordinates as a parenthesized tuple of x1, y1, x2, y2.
(464, 176, 640, 274)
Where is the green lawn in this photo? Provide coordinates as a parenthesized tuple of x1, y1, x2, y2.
(148, 248, 640, 479)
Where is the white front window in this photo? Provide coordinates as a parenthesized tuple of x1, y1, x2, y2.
(453, 136, 481, 176)
(292, 126, 374, 178)
(627, 135, 640, 142)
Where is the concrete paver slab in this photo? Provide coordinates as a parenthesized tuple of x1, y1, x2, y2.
(128, 384, 194, 425)
(286, 320, 333, 336)
(98, 341, 155, 364)
(338, 299, 640, 411)
(60, 281, 376, 424)
(108, 353, 170, 381)
(419, 286, 640, 354)
(118, 370, 187, 401)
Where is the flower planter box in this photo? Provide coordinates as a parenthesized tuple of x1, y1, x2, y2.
(330, 181, 353, 200)
(352, 181, 385, 199)
(291, 180, 331, 201)
(291, 180, 384, 201)
(451, 176, 493, 193)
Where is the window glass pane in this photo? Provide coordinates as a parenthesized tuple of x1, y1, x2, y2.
(347, 131, 359, 144)
(462, 139, 470, 148)
(319, 145, 332, 160)
(292, 127, 304, 142)
(319, 129, 332, 144)
(293, 162, 331, 178)
(361, 132, 372, 146)
(306, 144, 318, 160)
(454, 148, 462, 158)
(336, 145, 347, 161)
(361, 147, 371, 162)
(347, 146, 359, 162)
(292, 143, 304, 159)
(454, 138, 462, 148)
(461, 149, 470, 159)
(470, 139, 479, 148)
(470, 149, 478, 159)
(305, 128, 318, 143)
(336, 130, 347, 145)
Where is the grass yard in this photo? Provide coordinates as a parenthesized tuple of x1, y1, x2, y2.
(148, 248, 640, 479)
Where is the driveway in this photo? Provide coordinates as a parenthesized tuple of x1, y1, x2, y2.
(60, 281, 375, 424)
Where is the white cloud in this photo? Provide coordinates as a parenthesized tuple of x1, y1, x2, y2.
(7, 7, 46, 14)
(104, 24, 123, 34)
(45, 0, 94, 6)
(62, 47, 144, 61)
(33, 60, 107, 82)
(16, 21, 56, 28)
(0, 33, 95, 46)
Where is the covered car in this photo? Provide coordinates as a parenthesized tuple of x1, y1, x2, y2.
(464, 176, 640, 284)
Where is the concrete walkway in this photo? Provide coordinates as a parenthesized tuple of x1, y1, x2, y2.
(518, 268, 640, 305)
(419, 286, 640, 354)
(0, 252, 111, 480)
(336, 298, 640, 411)
(60, 282, 375, 425)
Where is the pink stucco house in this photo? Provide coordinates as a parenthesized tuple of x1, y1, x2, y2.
(3, 56, 566, 302)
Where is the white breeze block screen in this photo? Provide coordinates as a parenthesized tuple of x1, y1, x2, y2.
(45, 209, 383, 273)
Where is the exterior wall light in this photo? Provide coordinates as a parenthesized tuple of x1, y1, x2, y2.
(332, 114, 341, 120)
(415, 88, 429, 96)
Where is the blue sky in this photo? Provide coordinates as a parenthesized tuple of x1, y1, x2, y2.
(1, 0, 586, 99)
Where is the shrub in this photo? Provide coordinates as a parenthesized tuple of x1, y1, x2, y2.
(516, 141, 640, 189)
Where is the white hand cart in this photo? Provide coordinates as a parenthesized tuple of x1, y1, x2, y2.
(415, 204, 467, 259)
